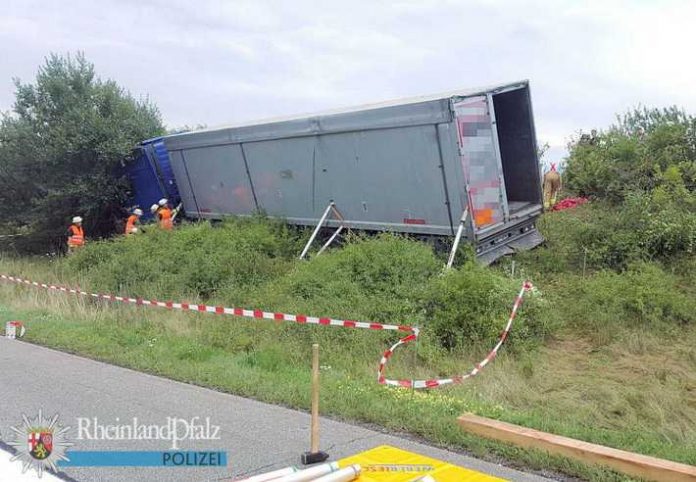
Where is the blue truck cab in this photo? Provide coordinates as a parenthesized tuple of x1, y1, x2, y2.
(125, 137, 181, 220)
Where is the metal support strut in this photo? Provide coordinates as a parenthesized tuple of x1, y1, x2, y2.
(299, 202, 346, 259)
(446, 208, 469, 269)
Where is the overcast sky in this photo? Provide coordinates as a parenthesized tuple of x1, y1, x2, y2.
(2, 0, 695, 162)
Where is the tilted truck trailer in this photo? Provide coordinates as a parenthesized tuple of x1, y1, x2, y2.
(160, 80, 544, 263)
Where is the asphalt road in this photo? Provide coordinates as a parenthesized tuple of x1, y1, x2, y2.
(0, 337, 555, 482)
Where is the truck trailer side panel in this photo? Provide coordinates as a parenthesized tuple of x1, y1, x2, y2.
(170, 145, 256, 217)
(162, 81, 544, 261)
(243, 136, 315, 221)
(313, 125, 453, 234)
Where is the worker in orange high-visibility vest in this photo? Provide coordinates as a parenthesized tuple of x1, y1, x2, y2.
(154, 198, 173, 230)
(125, 208, 143, 235)
(67, 216, 85, 253)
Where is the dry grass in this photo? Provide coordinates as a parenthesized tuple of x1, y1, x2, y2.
(468, 330, 696, 462)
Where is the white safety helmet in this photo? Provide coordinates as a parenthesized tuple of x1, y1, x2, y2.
(131, 227, 139, 233)
(150, 204, 159, 214)
(133, 208, 143, 216)
(158, 198, 168, 207)
(72, 216, 83, 224)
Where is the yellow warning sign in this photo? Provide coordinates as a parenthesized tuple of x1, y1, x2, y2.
(337, 445, 507, 481)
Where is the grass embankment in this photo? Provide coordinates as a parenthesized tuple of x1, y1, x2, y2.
(0, 211, 694, 482)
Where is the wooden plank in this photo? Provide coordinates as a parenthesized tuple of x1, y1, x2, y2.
(458, 413, 696, 482)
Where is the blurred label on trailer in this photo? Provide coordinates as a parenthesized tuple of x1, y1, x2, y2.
(337, 445, 506, 481)
(453, 97, 505, 230)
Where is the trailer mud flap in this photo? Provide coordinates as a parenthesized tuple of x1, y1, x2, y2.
(478, 245, 515, 265)
(507, 229, 544, 250)
(477, 228, 544, 265)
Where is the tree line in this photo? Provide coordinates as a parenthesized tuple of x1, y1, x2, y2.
(0, 53, 163, 253)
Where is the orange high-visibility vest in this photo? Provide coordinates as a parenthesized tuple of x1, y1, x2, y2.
(68, 224, 85, 247)
(125, 214, 138, 235)
(158, 207, 173, 230)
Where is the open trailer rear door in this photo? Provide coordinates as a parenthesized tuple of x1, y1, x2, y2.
(452, 96, 507, 233)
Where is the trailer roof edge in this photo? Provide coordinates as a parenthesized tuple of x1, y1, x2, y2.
(164, 80, 529, 142)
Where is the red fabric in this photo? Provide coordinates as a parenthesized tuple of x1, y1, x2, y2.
(552, 197, 589, 211)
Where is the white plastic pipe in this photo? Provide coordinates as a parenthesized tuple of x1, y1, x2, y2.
(313, 464, 361, 481)
(275, 462, 339, 482)
(237, 466, 297, 481)
(299, 203, 335, 259)
(446, 208, 469, 269)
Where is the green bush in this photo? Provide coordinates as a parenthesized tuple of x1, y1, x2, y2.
(521, 182, 696, 273)
(240, 233, 441, 324)
(561, 263, 695, 341)
(421, 262, 555, 349)
(565, 106, 696, 202)
(0, 215, 568, 361)
(66, 217, 302, 299)
(65, 226, 556, 352)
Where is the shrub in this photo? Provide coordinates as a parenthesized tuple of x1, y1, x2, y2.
(562, 263, 695, 338)
(60, 223, 555, 353)
(421, 262, 555, 349)
(521, 188, 696, 273)
(65, 217, 302, 299)
(565, 106, 696, 203)
(240, 233, 441, 325)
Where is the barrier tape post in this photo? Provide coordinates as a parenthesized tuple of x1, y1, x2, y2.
(301, 343, 329, 465)
(0, 273, 532, 390)
(5, 320, 25, 339)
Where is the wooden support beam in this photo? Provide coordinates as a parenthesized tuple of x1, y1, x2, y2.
(458, 413, 696, 482)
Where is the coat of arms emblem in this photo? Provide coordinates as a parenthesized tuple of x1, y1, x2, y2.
(8, 410, 72, 477)
(28, 430, 53, 460)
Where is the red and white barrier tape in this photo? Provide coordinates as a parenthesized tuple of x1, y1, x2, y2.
(0, 273, 532, 389)
(377, 280, 533, 389)
(0, 274, 413, 333)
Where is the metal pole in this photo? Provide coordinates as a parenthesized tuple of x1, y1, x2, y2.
(316, 226, 344, 256)
(299, 203, 334, 260)
(310, 343, 320, 453)
(446, 208, 468, 269)
(582, 247, 588, 277)
(511, 260, 516, 278)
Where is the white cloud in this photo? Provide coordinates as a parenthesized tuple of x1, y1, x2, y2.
(1, 0, 695, 159)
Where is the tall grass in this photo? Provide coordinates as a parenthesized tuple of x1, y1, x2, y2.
(0, 211, 694, 481)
